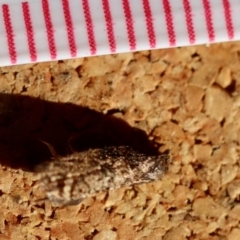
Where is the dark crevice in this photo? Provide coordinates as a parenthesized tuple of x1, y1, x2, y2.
(170, 107, 179, 115)
(75, 65, 82, 78)
(225, 79, 236, 94)
(171, 119, 179, 124)
(220, 118, 225, 127)
(21, 86, 27, 93)
(191, 52, 200, 58)
(50, 76, 54, 84)
(196, 163, 203, 170)
(160, 71, 166, 77)
(16, 215, 24, 224)
(86, 229, 99, 240)
(195, 139, 203, 144)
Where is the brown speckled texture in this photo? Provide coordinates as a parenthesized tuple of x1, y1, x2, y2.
(0, 42, 240, 240)
(38, 145, 169, 206)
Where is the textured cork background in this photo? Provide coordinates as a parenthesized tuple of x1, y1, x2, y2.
(0, 42, 240, 240)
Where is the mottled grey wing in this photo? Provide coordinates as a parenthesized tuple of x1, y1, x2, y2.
(38, 146, 169, 206)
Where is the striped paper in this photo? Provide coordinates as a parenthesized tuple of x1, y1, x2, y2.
(0, 0, 239, 66)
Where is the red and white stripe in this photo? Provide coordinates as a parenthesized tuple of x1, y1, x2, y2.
(22, 2, 37, 62)
(2, 4, 17, 64)
(0, 0, 239, 66)
(42, 0, 57, 60)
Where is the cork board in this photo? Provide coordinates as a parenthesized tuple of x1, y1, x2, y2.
(0, 42, 240, 240)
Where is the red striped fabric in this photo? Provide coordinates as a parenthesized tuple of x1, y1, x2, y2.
(102, 0, 116, 53)
(0, 0, 239, 66)
(2, 4, 17, 64)
(42, 0, 57, 59)
(162, 0, 176, 46)
(142, 0, 156, 48)
(82, 0, 96, 55)
(183, 0, 195, 44)
(22, 2, 37, 62)
(62, 0, 77, 57)
(222, 0, 234, 40)
(202, 0, 215, 42)
(122, 0, 136, 50)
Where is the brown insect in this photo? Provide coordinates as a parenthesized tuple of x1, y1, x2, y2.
(36, 142, 169, 206)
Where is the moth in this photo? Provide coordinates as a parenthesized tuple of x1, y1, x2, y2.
(37, 143, 169, 206)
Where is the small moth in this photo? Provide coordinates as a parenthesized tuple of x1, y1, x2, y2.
(37, 143, 169, 206)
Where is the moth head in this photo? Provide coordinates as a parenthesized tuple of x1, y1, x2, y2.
(137, 154, 169, 182)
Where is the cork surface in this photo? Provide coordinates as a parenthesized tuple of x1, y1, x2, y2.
(0, 42, 240, 240)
